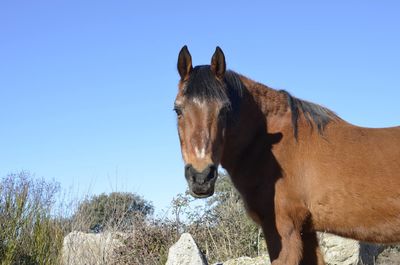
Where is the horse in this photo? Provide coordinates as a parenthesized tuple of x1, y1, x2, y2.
(173, 45, 400, 265)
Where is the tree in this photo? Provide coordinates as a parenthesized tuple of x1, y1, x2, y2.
(73, 192, 154, 232)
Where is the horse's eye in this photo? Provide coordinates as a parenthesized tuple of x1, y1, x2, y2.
(173, 107, 183, 117)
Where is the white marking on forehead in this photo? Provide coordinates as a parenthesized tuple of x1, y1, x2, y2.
(194, 146, 206, 159)
(192, 98, 206, 107)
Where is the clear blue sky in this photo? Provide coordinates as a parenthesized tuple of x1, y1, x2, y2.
(1, 1, 400, 214)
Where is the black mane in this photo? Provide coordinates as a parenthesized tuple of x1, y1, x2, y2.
(183, 66, 243, 108)
(280, 90, 339, 138)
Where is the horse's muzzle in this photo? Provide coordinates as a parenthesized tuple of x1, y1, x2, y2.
(185, 164, 218, 198)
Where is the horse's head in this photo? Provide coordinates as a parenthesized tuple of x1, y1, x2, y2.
(174, 46, 234, 198)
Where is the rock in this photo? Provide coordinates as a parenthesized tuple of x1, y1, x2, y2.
(166, 233, 208, 265)
(62, 231, 124, 265)
(375, 246, 400, 265)
(319, 233, 360, 265)
(212, 233, 384, 265)
(318, 233, 384, 265)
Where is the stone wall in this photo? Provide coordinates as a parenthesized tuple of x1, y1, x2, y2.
(62, 231, 389, 265)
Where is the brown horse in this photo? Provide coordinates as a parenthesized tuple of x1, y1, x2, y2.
(173, 46, 400, 265)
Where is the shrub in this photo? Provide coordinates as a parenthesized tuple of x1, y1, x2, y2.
(0, 171, 64, 265)
(112, 219, 178, 265)
(72, 192, 154, 233)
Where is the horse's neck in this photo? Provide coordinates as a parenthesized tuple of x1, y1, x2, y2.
(221, 76, 292, 176)
(240, 76, 289, 118)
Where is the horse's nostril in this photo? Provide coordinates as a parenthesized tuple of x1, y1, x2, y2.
(185, 164, 192, 172)
(185, 164, 194, 180)
(207, 165, 217, 181)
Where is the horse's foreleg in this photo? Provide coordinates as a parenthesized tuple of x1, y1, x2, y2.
(262, 216, 303, 265)
(274, 216, 304, 265)
(301, 232, 326, 265)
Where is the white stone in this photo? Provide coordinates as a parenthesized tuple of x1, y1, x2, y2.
(166, 233, 208, 265)
(62, 231, 124, 265)
(319, 233, 359, 265)
(318, 232, 384, 265)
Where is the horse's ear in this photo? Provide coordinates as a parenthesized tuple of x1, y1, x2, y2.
(211, 46, 226, 79)
(177, 45, 193, 81)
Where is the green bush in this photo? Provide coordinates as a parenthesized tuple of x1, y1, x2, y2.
(0, 172, 64, 265)
(72, 192, 154, 233)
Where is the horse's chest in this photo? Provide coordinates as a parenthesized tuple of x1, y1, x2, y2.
(240, 185, 275, 225)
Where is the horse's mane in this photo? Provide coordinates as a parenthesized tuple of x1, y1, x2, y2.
(183, 66, 338, 138)
(280, 90, 339, 138)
